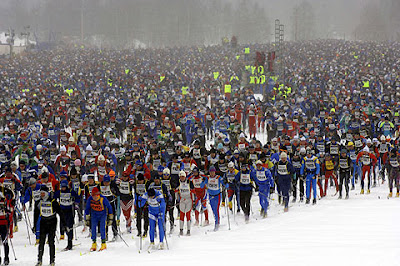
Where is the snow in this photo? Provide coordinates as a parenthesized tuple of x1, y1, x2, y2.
(12, 184, 400, 266)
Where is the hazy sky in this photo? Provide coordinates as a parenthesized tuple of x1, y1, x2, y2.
(0, 0, 397, 43)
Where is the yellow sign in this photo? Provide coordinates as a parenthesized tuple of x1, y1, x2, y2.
(125, 69, 130, 74)
(182, 86, 189, 95)
(213, 72, 219, 80)
(363, 81, 369, 88)
(160, 75, 165, 82)
(65, 88, 73, 96)
(245, 47, 250, 54)
(224, 84, 231, 93)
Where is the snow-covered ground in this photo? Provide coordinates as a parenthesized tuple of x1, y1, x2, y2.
(11, 183, 400, 266)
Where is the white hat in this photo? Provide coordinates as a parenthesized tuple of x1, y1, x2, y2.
(98, 155, 105, 161)
(280, 152, 288, 160)
(86, 144, 93, 151)
(255, 160, 263, 165)
(380, 135, 385, 141)
(228, 161, 235, 168)
(163, 168, 170, 175)
(239, 133, 245, 139)
(68, 136, 75, 142)
(179, 170, 186, 177)
(363, 146, 370, 152)
(60, 146, 67, 152)
(81, 174, 88, 183)
(36, 144, 43, 151)
(366, 139, 372, 144)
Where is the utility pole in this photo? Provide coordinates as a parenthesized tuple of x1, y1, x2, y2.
(21, 25, 31, 47)
(5, 28, 15, 59)
(80, 0, 84, 41)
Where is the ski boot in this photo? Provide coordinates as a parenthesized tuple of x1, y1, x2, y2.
(292, 198, 296, 203)
(345, 194, 349, 199)
(143, 231, 147, 238)
(4, 257, 9, 265)
(35, 239, 40, 245)
(159, 242, 165, 250)
(221, 202, 225, 207)
(179, 229, 184, 236)
(338, 193, 342, 199)
(90, 242, 97, 251)
(351, 185, 355, 190)
(396, 192, 399, 197)
(284, 207, 288, 212)
(13, 225, 18, 232)
(213, 224, 219, 231)
(367, 189, 370, 194)
(187, 230, 190, 236)
(299, 197, 304, 202)
(127, 227, 132, 234)
(360, 189, 364, 194)
(260, 209, 264, 216)
(312, 199, 317, 205)
(148, 242, 155, 251)
(63, 240, 73, 251)
(50, 262, 55, 266)
(263, 212, 268, 219)
(306, 198, 310, 204)
(244, 215, 249, 223)
(194, 220, 199, 226)
(99, 242, 107, 251)
(203, 220, 210, 226)
(35, 261, 42, 266)
(388, 192, 393, 198)
(60, 234, 65, 240)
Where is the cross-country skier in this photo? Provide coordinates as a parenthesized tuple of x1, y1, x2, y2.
(85, 187, 113, 251)
(138, 188, 166, 250)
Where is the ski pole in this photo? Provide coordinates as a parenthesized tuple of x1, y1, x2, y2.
(9, 238, 16, 261)
(224, 190, 230, 230)
(23, 208, 32, 245)
(139, 211, 142, 253)
(158, 205, 169, 250)
(5, 219, 16, 261)
(24, 207, 32, 229)
(116, 230, 129, 247)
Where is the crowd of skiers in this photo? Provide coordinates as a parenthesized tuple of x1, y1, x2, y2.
(0, 39, 399, 265)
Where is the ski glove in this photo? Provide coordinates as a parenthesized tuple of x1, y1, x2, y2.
(107, 214, 114, 226)
(85, 215, 91, 226)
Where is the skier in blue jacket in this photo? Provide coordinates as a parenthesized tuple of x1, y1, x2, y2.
(139, 188, 166, 250)
(252, 160, 274, 217)
(200, 166, 227, 231)
(85, 187, 113, 251)
(274, 152, 295, 211)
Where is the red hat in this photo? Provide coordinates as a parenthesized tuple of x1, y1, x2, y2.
(91, 187, 100, 196)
